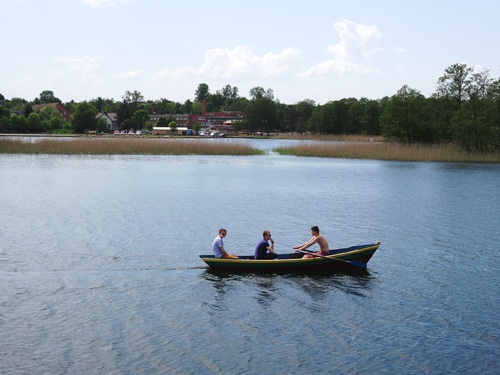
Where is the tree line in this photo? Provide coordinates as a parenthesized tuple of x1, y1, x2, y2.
(0, 63, 498, 152)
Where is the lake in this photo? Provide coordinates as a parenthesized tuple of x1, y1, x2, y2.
(1, 139, 499, 374)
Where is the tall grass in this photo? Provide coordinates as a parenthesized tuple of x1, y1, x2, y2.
(274, 134, 384, 142)
(275, 141, 500, 163)
(0, 137, 262, 156)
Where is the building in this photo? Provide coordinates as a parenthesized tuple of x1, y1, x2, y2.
(187, 100, 245, 134)
(153, 127, 192, 135)
(149, 100, 245, 135)
(151, 114, 190, 127)
(96, 112, 119, 131)
(32, 102, 71, 122)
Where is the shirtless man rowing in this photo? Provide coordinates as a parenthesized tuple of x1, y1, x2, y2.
(293, 226, 330, 258)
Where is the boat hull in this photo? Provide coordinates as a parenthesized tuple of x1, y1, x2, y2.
(199, 242, 380, 273)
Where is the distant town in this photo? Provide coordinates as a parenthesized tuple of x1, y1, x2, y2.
(1, 62, 500, 154)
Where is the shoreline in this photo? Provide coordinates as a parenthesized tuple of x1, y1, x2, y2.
(1, 134, 499, 163)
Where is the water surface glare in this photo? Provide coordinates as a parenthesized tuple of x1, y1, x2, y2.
(1, 140, 499, 374)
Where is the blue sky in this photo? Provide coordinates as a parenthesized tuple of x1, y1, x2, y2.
(2, 0, 499, 105)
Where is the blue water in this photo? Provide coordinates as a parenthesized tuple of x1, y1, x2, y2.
(1, 139, 499, 374)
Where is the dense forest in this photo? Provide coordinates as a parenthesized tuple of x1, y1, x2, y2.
(1, 63, 499, 152)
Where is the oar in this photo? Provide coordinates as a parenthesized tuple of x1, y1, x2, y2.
(298, 250, 367, 269)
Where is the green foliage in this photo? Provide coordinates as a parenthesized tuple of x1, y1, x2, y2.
(27, 112, 47, 133)
(133, 109, 150, 129)
(96, 118, 108, 133)
(36, 90, 61, 104)
(194, 83, 210, 102)
(73, 102, 97, 133)
(249, 86, 274, 100)
(9, 115, 27, 133)
(380, 85, 430, 143)
(156, 117, 169, 127)
(435, 63, 499, 151)
(117, 90, 144, 127)
(245, 97, 277, 134)
(90, 97, 118, 112)
(168, 121, 178, 134)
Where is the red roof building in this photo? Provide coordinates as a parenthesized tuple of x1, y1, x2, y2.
(32, 102, 71, 122)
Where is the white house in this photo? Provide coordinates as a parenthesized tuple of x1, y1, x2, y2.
(96, 112, 119, 131)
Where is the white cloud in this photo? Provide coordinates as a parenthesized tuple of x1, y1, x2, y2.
(112, 69, 144, 79)
(298, 19, 382, 78)
(52, 55, 106, 85)
(394, 44, 407, 54)
(54, 55, 104, 74)
(155, 45, 300, 80)
(82, 0, 135, 8)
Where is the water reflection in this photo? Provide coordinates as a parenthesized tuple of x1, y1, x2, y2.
(200, 268, 374, 303)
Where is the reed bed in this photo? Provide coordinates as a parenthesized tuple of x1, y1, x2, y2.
(275, 141, 500, 163)
(0, 137, 262, 156)
(274, 134, 384, 142)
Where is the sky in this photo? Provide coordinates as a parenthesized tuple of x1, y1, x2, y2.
(1, 0, 499, 105)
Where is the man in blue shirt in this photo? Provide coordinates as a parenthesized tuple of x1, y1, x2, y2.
(254, 230, 278, 259)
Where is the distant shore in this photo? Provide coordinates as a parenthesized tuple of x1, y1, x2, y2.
(1, 134, 499, 163)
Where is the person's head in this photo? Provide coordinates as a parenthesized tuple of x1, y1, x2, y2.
(262, 230, 271, 239)
(219, 228, 227, 237)
(311, 226, 319, 235)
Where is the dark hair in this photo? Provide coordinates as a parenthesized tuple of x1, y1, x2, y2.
(311, 226, 319, 233)
(219, 228, 227, 234)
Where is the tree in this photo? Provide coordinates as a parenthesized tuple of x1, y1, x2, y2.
(380, 85, 430, 143)
(192, 101, 203, 114)
(361, 99, 382, 135)
(122, 90, 144, 112)
(118, 90, 144, 127)
(192, 122, 201, 134)
(219, 84, 239, 99)
(245, 97, 277, 134)
(487, 79, 500, 149)
(90, 97, 118, 113)
(206, 92, 225, 112)
(96, 118, 108, 133)
(195, 83, 210, 102)
(168, 121, 178, 135)
(436, 63, 474, 107)
(73, 102, 97, 133)
(9, 114, 27, 133)
(435, 63, 499, 151)
(451, 69, 494, 152)
(156, 117, 169, 127)
(0, 106, 10, 132)
(133, 109, 150, 130)
(36, 104, 62, 131)
(249, 86, 274, 100)
(37, 90, 61, 104)
(182, 99, 193, 114)
(26, 112, 47, 133)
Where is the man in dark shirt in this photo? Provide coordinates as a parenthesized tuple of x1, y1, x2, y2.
(254, 230, 278, 259)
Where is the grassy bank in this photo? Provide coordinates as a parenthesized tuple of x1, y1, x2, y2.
(275, 141, 500, 163)
(0, 137, 262, 156)
(274, 134, 385, 142)
(2, 136, 499, 162)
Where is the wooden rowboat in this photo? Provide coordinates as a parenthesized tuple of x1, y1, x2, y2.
(199, 241, 380, 273)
